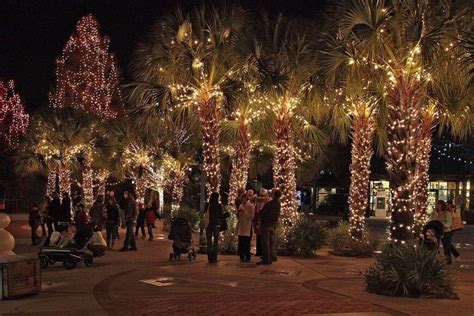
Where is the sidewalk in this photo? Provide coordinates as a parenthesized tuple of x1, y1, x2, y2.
(1, 219, 473, 315)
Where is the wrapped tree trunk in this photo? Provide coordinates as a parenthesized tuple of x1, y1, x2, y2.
(135, 175, 147, 204)
(386, 75, 425, 243)
(273, 112, 298, 234)
(82, 157, 94, 208)
(171, 172, 186, 215)
(47, 170, 57, 196)
(198, 96, 222, 195)
(58, 162, 71, 196)
(348, 113, 375, 240)
(413, 114, 433, 229)
(228, 118, 251, 208)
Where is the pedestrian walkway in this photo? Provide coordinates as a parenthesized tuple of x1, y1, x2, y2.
(2, 218, 473, 315)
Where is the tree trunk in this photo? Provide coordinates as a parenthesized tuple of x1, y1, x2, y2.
(171, 172, 185, 215)
(413, 116, 433, 229)
(386, 75, 425, 243)
(229, 119, 251, 208)
(198, 96, 222, 195)
(47, 170, 57, 197)
(348, 114, 375, 240)
(135, 175, 146, 204)
(58, 162, 71, 196)
(273, 112, 298, 234)
(82, 157, 94, 208)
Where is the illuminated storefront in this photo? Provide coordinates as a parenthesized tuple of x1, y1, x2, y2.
(369, 179, 471, 219)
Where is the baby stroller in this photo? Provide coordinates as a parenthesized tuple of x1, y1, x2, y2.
(419, 220, 444, 251)
(38, 224, 96, 270)
(168, 217, 196, 261)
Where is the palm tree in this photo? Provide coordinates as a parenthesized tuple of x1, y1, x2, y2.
(324, 0, 472, 243)
(16, 108, 95, 198)
(125, 4, 249, 196)
(248, 14, 328, 232)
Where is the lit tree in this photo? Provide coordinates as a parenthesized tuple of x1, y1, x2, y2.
(126, 4, 249, 196)
(49, 14, 121, 118)
(0, 80, 29, 150)
(248, 15, 327, 232)
(15, 108, 95, 198)
(326, 0, 472, 243)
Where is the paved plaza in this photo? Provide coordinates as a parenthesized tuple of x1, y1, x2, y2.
(1, 216, 473, 315)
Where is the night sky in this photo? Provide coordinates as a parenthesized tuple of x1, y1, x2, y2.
(0, 0, 327, 111)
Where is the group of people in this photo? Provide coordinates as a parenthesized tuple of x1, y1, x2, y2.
(432, 199, 464, 264)
(203, 187, 282, 265)
(29, 189, 160, 252)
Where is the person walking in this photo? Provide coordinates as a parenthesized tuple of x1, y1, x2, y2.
(254, 188, 271, 257)
(135, 202, 146, 239)
(204, 192, 224, 263)
(236, 190, 255, 262)
(29, 203, 41, 246)
(433, 200, 458, 264)
(50, 192, 61, 231)
(120, 191, 137, 251)
(58, 192, 72, 231)
(257, 189, 281, 265)
(105, 198, 120, 250)
(446, 201, 462, 261)
(145, 202, 156, 241)
(43, 195, 54, 237)
(74, 204, 89, 230)
(89, 195, 106, 230)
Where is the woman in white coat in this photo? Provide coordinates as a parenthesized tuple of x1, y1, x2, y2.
(236, 190, 255, 262)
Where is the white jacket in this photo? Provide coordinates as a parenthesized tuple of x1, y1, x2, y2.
(235, 200, 255, 237)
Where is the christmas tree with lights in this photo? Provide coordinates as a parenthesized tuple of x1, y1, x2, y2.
(0, 80, 29, 150)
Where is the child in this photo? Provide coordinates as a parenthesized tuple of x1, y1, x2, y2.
(29, 204, 41, 245)
(145, 202, 156, 241)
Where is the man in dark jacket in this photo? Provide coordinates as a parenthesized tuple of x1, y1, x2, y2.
(50, 192, 61, 231)
(257, 189, 281, 265)
(120, 191, 137, 251)
(57, 192, 71, 232)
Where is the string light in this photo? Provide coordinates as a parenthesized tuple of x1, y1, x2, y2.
(49, 14, 121, 118)
(228, 112, 252, 207)
(0, 80, 29, 149)
(347, 101, 376, 241)
(47, 171, 57, 196)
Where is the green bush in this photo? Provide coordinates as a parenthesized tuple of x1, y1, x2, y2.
(328, 221, 382, 257)
(365, 244, 456, 299)
(287, 216, 327, 257)
(221, 209, 238, 254)
(163, 205, 200, 231)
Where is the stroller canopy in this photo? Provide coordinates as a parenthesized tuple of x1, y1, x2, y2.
(168, 217, 192, 243)
(422, 220, 444, 238)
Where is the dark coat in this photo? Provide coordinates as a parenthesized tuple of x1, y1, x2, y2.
(121, 197, 137, 222)
(106, 204, 120, 226)
(50, 197, 61, 220)
(260, 198, 281, 227)
(59, 196, 71, 222)
(29, 208, 41, 227)
(137, 208, 146, 226)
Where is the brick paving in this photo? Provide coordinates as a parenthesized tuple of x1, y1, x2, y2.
(2, 215, 473, 315)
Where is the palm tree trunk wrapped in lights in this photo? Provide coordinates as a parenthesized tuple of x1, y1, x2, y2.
(413, 112, 434, 230)
(135, 175, 147, 204)
(273, 112, 298, 232)
(198, 96, 222, 194)
(171, 174, 186, 214)
(47, 170, 57, 196)
(228, 118, 251, 207)
(58, 162, 71, 196)
(82, 157, 94, 208)
(386, 74, 425, 243)
(348, 112, 375, 240)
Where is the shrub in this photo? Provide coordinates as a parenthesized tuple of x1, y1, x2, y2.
(163, 205, 200, 231)
(328, 221, 382, 257)
(287, 216, 327, 257)
(221, 209, 238, 254)
(315, 193, 348, 216)
(365, 244, 456, 299)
